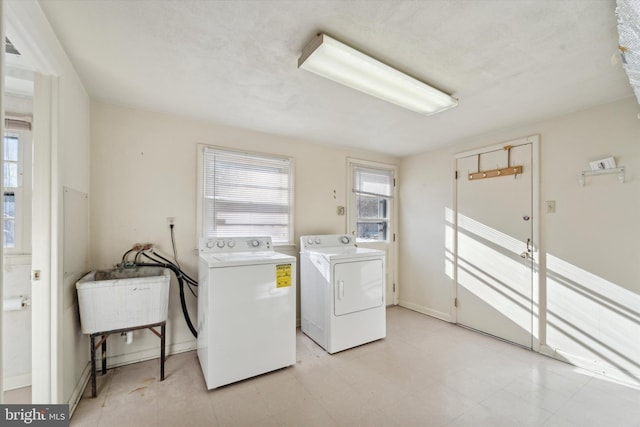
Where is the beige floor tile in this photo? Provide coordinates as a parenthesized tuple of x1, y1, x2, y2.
(210, 387, 270, 426)
(3, 386, 31, 404)
(68, 306, 640, 427)
(317, 385, 379, 426)
(269, 397, 337, 427)
(475, 389, 554, 426)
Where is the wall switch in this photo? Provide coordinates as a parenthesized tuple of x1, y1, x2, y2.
(337, 206, 345, 216)
(545, 200, 556, 214)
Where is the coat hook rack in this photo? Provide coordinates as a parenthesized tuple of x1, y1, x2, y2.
(579, 167, 625, 186)
(468, 145, 524, 180)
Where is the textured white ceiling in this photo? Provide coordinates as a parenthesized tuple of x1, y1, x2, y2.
(37, 0, 633, 156)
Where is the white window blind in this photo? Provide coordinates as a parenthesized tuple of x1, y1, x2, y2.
(203, 147, 292, 244)
(353, 167, 393, 198)
(352, 166, 393, 242)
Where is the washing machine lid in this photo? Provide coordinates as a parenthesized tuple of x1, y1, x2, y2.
(200, 251, 295, 268)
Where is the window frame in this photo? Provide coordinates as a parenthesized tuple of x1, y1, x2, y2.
(3, 123, 32, 254)
(196, 144, 295, 246)
(347, 159, 396, 244)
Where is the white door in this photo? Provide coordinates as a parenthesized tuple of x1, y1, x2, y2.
(333, 259, 384, 316)
(456, 140, 535, 348)
(347, 159, 397, 305)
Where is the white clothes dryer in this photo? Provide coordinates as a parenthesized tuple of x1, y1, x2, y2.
(300, 234, 385, 354)
(197, 236, 296, 389)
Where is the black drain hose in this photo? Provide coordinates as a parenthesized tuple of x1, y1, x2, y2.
(136, 262, 197, 338)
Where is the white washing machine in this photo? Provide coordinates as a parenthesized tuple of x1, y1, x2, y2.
(197, 236, 296, 389)
(300, 234, 385, 354)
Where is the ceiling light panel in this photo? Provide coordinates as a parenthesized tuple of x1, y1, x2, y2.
(298, 33, 458, 115)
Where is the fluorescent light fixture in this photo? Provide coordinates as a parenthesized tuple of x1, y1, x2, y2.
(298, 33, 458, 115)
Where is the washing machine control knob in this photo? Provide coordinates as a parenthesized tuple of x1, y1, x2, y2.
(216, 240, 225, 248)
(340, 236, 350, 244)
(251, 239, 260, 248)
(314, 238, 321, 245)
(307, 238, 314, 245)
(227, 240, 236, 248)
(206, 240, 214, 249)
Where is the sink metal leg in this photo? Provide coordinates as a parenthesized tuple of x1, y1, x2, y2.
(88, 322, 166, 398)
(161, 323, 165, 381)
(90, 334, 97, 398)
(101, 335, 107, 375)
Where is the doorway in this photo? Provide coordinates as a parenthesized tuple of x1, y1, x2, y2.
(347, 159, 398, 305)
(3, 42, 35, 404)
(455, 136, 539, 348)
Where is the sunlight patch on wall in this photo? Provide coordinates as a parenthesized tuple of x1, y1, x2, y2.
(547, 253, 640, 385)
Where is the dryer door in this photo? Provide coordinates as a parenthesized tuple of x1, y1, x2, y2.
(334, 259, 384, 316)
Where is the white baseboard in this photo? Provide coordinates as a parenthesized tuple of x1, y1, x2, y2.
(397, 300, 451, 322)
(68, 363, 91, 416)
(105, 340, 196, 369)
(3, 373, 31, 391)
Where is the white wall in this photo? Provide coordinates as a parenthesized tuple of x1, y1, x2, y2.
(397, 148, 454, 320)
(57, 68, 91, 408)
(90, 101, 398, 365)
(399, 96, 640, 385)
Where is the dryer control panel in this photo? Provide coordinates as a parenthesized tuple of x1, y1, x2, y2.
(199, 236, 272, 253)
(300, 234, 355, 251)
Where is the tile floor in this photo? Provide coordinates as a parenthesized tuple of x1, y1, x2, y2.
(4, 385, 31, 404)
(69, 306, 640, 426)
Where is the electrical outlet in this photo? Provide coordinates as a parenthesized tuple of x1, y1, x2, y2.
(167, 217, 176, 228)
(337, 206, 345, 216)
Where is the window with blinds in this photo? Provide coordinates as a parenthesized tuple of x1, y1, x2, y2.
(353, 166, 393, 242)
(202, 147, 293, 244)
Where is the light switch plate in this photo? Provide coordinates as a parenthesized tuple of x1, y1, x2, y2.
(545, 200, 556, 214)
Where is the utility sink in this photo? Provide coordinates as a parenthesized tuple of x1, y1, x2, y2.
(76, 267, 170, 334)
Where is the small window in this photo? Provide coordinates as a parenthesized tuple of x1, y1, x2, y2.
(4, 135, 19, 187)
(352, 166, 394, 242)
(200, 146, 293, 245)
(3, 134, 20, 249)
(3, 191, 16, 248)
(3, 118, 32, 253)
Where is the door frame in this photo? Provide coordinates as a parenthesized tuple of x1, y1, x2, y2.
(346, 158, 398, 306)
(5, 0, 64, 403)
(452, 135, 541, 351)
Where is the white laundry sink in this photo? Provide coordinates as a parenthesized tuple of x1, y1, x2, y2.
(76, 266, 170, 334)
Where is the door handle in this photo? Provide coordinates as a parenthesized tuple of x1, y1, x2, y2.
(520, 238, 533, 260)
(337, 280, 344, 300)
